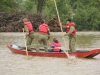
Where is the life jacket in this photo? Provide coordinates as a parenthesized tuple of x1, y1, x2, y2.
(51, 42, 61, 52)
(39, 23, 49, 34)
(66, 22, 76, 36)
(24, 22, 34, 33)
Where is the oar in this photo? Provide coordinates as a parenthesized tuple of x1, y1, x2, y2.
(54, 0, 69, 58)
(22, 28, 29, 56)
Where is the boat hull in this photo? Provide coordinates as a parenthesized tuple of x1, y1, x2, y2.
(6, 43, 100, 58)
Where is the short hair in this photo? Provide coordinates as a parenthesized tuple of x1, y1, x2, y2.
(66, 18, 72, 22)
(23, 18, 28, 22)
(53, 38, 59, 43)
(41, 19, 45, 24)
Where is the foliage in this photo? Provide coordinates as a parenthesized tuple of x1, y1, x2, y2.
(22, 0, 37, 13)
(1, 0, 100, 31)
(72, 0, 100, 31)
(0, 0, 24, 12)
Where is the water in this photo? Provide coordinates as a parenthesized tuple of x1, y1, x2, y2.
(0, 32, 100, 75)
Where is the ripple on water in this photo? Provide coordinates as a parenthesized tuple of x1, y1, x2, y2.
(0, 32, 100, 75)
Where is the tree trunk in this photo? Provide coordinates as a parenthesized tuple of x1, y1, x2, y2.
(37, 0, 44, 15)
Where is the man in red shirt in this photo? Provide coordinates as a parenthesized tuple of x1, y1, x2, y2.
(36, 20, 50, 52)
(23, 18, 34, 51)
(63, 19, 76, 52)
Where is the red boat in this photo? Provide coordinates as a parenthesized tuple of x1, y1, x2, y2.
(6, 43, 100, 58)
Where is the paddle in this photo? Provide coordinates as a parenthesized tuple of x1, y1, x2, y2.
(22, 28, 29, 56)
(54, 0, 70, 58)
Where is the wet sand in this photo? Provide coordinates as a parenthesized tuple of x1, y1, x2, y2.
(0, 32, 100, 75)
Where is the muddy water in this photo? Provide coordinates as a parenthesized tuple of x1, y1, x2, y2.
(0, 32, 100, 75)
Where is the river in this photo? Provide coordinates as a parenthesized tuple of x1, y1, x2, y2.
(0, 32, 100, 75)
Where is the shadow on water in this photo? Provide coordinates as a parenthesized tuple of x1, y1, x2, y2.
(78, 57, 99, 60)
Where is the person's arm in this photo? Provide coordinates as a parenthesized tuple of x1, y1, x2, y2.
(48, 28, 50, 35)
(24, 25, 29, 35)
(64, 26, 74, 36)
(48, 28, 50, 40)
(62, 26, 66, 28)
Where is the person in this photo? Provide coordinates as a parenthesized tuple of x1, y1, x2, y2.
(23, 18, 34, 51)
(63, 19, 76, 52)
(50, 38, 62, 52)
(36, 20, 50, 52)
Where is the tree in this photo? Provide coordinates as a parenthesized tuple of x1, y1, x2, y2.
(22, 0, 45, 14)
(0, 0, 23, 12)
(1, 0, 100, 31)
(72, 0, 100, 31)
(37, 0, 45, 14)
(22, 0, 37, 13)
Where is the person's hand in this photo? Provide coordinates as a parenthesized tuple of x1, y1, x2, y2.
(24, 37, 26, 40)
(59, 23, 62, 27)
(62, 34, 65, 37)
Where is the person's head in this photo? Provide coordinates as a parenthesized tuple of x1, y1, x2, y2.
(53, 38, 59, 43)
(66, 18, 72, 24)
(23, 18, 28, 22)
(41, 19, 45, 24)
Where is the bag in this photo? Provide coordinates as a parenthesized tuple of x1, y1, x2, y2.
(11, 44, 19, 49)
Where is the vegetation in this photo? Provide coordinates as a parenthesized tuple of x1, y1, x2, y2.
(0, 0, 100, 31)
